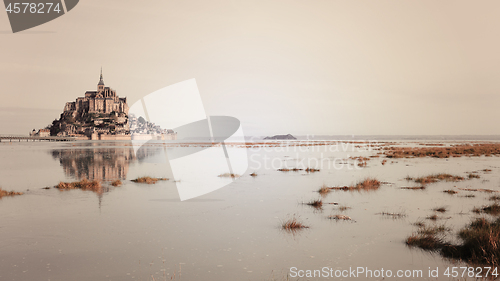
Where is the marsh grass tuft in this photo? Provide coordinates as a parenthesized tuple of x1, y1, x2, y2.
(305, 199, 323, 210)
(443, 190, 458, 195)
(328, 214, 353, 221)
(281, 215, 309, 231)
(338, 205, 351, 212)
(401, 186, 426, 190)
(0, 188, 23, 198)
(472, 203, 500, 216)
(56, 179, 102, 193)
(468, 173, 481, 179)
(426, 214, 439, 221)
(305, 167, 320, 173)
(330, 178, 381, 192)
(111, 180, 122, 187)
(317, 184, 332, 196)
(217, 173, 240, 178)
(407, 217, 500, 265)
(433, 207, 447, 213)
(377, 212, 406, 218)
(407, 174, 465, 185)
(132, 177, 168, 184)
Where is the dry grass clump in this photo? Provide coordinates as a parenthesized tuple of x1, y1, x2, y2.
(339, 205, 351, 212)
(384, 143, 500, 159)
(305, 167, 320, 172)
(132, 177, 168, 184)
(277, 167, 303, 172)
(433, 207, 447, 213)
(381, 159, 387, 165)
(0, 188, 23, 198)
(317, 184, 332, 196)
(427, 214, 439, 221)
(406, 222, 449, 251)
(281, 216, 309, 231)
(443, 189, 458, 195)
(328, 214, 353, 221)
(407, 217, 500, 265)
(217, 173, 240, 178)
(249, 172, 257, 177)
(472, 203, 500, 216)
(450, 217, 500, 265)
(305, 199, 323, 210)
(468, 173, 481, 179)
(377, 212, 406, 218)
(407, 174, 464, 185)
(401, 186, 426, 190)
(459, 187, 498, 193)
(490, 195, 500, 201)
(406, 234, 445, 250)
(330, 178, 381, 192)
(56, 179, 102, 193)
(111, 180, 122, 187)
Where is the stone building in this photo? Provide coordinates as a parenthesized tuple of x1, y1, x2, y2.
(63, 69, 128, 115)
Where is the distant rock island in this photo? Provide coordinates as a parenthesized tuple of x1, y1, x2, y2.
(264, 134, 297, 140)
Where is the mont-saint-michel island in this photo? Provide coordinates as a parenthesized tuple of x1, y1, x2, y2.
(29, 70, 176, 141)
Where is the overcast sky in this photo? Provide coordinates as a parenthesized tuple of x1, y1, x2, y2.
(1, 0, 500, 136)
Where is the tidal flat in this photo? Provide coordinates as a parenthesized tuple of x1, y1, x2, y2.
(0, 140, 499, 280)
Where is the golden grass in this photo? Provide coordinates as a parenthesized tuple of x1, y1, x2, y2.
(468, 173, 480, 179)
(277, 168, 303, 172)
(407, 217, 500, 265)
(401, 186, 426, 190)
(0, 188, 23, 198)
(328, 214, 353, 221)
(384, 143, 500, 159)
(217, 173, 240, 178)
(338, 205, 351, 212)
(426, 214, 439, 221)
(305, 199, 323, 210)
(433, 207, 447, 213)
(472, 203, 500, 216)
(317, 184, 332, 196)
(459, 188, 499, 193)
(305, 167, 320, 172)
(131, 177, 168, 184)
(330, 178, 381, 192)
(377, 212, 406, 218)
(281, 216, 309, 231)
(111, 180, 122, 187)
(56, 179, 102, 193)
(406, 174, 464, 185)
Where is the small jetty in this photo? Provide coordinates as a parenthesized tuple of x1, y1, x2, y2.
(0, 135, 76, 142)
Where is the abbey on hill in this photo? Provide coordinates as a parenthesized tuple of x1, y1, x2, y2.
(47, 70, 130, 140)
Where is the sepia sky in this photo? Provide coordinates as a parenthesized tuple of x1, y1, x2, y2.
(1, 0, 500, 136)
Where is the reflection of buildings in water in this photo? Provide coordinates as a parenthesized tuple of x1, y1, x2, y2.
(51, 148, 135, 181)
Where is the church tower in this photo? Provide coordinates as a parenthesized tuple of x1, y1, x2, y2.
(97, 67, 104, 92)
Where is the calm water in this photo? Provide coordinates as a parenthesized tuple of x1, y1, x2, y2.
(0, 140, 499, 280)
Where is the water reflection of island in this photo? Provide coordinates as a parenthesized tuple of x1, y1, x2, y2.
(51, 147, 135, 181)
